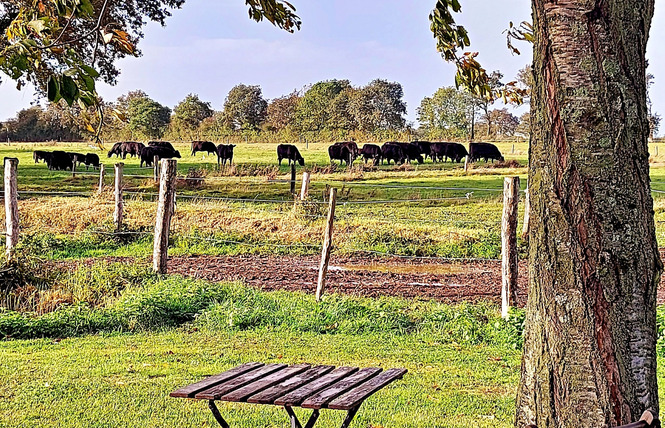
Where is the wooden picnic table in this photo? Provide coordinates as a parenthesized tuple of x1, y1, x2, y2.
(171, 362, 407, 428)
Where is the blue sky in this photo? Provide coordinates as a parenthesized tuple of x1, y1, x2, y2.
(1, 0, 663, 134)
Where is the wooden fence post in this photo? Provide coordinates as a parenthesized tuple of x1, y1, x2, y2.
(521, 186, 530, 240)
(316, 188, 337, 302)
(114, 163, 124, 231)
(300, 172, 311, 200)
(98, 164, 105, 195)
(464, 156, 469, 172)
(501, 176, 520, 319)
(4, 157, 19, 258)
(153, 159, 178, 274)
(72, 158, 77, 178)
(290, 164, 296, 194)
(153, 155, 160, 182)
(656, 145, 659, 157)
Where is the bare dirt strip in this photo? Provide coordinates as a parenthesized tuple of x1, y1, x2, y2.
(166, 255, 531, 306)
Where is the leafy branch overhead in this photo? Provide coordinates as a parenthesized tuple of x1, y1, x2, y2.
(429, 0, 528, 105)
(0, 0, 301, 141)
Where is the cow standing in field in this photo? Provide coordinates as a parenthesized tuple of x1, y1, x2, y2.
(381, 142, 406, 165)
(216, 144, 235, 166)
(149, 141, 176, 151)
(386, 142, 423, 164)
(140, 146, 182, 168)
(277, 144, 305, 166)
(328, 141, 359, 166)
(33, 150, 50, 163)
(468, 142, 504, 163)
(121, 142, 145, 158)
(444, 143, 468, 163)
(108, 142, 123, 158)
(360, 144, 382, 165)
(413, 141, 432, 161)
(192, 141, 217, 157)
(83, 153, 100, 170)
(46, 151, 73, 171)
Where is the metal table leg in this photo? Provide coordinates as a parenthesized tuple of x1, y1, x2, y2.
(340, 405, 361, 428)
(208, 400, 230, 428)
(284, 406, 320, 428)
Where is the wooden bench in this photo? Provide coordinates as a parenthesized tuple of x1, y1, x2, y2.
(170, 362, 407, 428)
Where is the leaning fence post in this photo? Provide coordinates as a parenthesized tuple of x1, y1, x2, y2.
(300, 172, 311, 200)
(114, 163, 124, 231)
(501, 176, 520, 319)
(4, 157, 19, 258)
(316, 188, 337, 302)
(153, 159, 178, 274)
(290, 164, 296, 195)
(98, 164, 105, 195)
(153, 155, 160, 182)
(521, 186, 530, 240)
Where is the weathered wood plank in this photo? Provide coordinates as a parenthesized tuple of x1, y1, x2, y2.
(273, 367, 358, 407)
(300, 368, 382, 409)
(195, 364, 287, 400)
(170, 362, 265, 398)
(327, 368, 408, 410)
(219, 364, 311, 402)
(247, 365, 335, 405)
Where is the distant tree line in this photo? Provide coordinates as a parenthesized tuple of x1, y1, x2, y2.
(1, 72, 660, 143)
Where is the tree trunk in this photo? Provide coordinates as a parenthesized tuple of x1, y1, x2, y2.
(516, 1, 660, 427)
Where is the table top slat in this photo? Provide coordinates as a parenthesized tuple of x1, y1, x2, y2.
(300, 367, 383, 410)
(219, 364, 312, 402)
(327, 368, 408, 410)
(195, 364, 288, 400)
(170, 362, 265, 398)
(247, 365, 335, 405)
(273, 367, 359, 407)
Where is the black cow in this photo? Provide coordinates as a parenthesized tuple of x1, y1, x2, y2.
(46, 151, 73, 171)
(121, 141, 145, 159)
(429, 142, 449, 163)
(149, 141, 176, 151)
(390, 142, 423, 164)
(381, 142, 406, 165)
(468, 142, 504, 162)
(328, 142, 359, 166)
(216, 144, 236, 166)
(108, 142, 123, 158)
(67, 152, 86, 167)
(33, 150, 50, 163)
(140, 146, 182, 168)
(192, 141, 217, 157)
(277, 144, 305, 166)
(413, 141, 432, 160)
(360, 144, 382, 165)
(83, 153, 100, 170)
(445, 143, 468, 163)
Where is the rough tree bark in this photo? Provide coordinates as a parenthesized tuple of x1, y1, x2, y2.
(515, 1, 660, 427)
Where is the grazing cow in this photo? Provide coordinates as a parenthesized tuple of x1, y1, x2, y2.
(328, 142, 360, 166)
(83, 153, 100, 170)
(192, 141, 217, 156)
(46, 151, 73, 171)
(216, 144, 236, 166)
(381, 142, 406, 165)
(444, 143, 468, 163)
(468, 142, 504, 163)
(360, 144, 382, 165)
(429, 142, 449, 163)
(108, 142, 123, 158)
(33, 150, 50, 163)
(140, 146, 182, 168)
(67, 152, 86, 168)
(121, 141, 145, 159)
(389, 142, 423, 164)
(148, 141, 176, 151)
(413, 141, 432, 160)
(277, 144, 305, 166)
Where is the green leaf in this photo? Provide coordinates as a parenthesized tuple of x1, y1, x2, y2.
(80, 64, 99, 78)
(47, 75, 60, 102)
(60, 75, 79, 106)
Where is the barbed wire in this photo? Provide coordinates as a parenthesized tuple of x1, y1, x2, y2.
(176, 233, 322, 249)
(352, 249, 500, 262)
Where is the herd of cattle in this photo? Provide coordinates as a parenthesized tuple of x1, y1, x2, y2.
(33, 140, 505, 171)
(277, 141, 505, 166)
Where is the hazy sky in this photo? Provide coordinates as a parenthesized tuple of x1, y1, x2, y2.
(1, 0, 663, 134)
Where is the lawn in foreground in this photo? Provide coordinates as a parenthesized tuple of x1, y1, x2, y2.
(0, 329, 520, 428)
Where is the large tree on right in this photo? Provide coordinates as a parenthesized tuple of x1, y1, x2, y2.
(515, 1, 661, 426)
